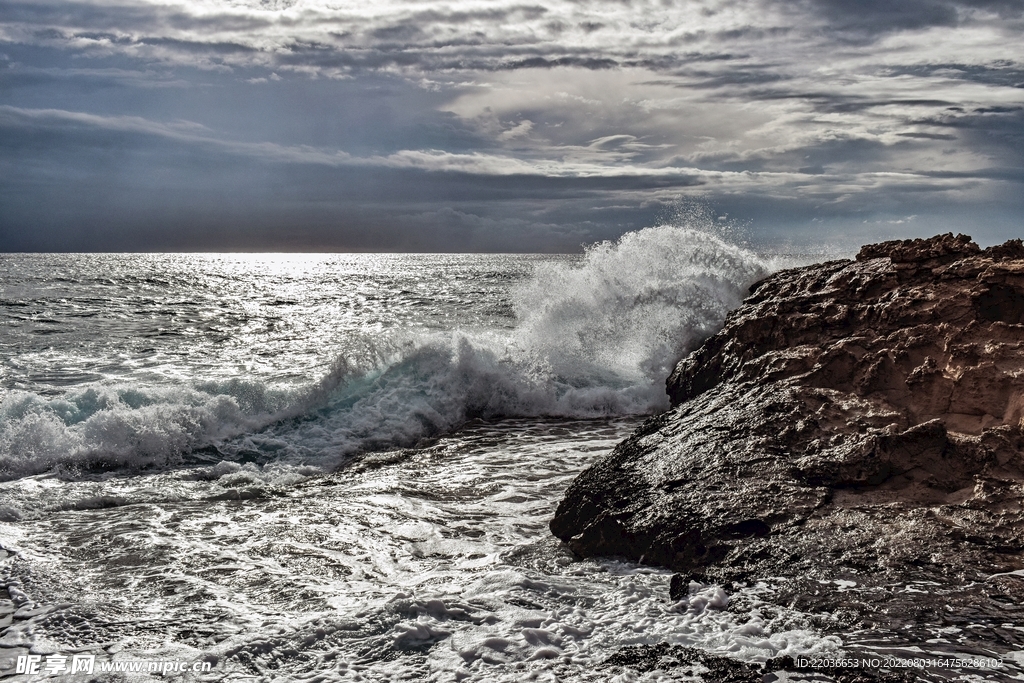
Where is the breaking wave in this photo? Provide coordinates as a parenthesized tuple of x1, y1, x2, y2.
(0, 225, 771, 480)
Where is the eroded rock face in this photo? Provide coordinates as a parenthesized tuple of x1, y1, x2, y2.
(551, 233, 1024, 641)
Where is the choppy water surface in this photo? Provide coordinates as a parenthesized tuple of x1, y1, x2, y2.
(1, 253, 527, 394)
(1, 227, 1001, 681)
(1, 417, 841, 682)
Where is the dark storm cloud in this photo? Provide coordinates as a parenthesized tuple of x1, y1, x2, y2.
(0, 64, 189, 89)
(0, 1, 273, 37)
(1, 0, 1023, 250)
(666, 67, 790, 89)
(896, 132, 958, 139)
(882, 62, 1024, 88)
(794, 0, 1024, 37)
(801, 0, 960, 32)
(0, 107, 697, 251)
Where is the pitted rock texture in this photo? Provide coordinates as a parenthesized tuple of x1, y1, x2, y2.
(551, 233, 1024, 647)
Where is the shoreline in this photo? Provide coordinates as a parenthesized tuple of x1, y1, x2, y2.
(551, 233, 1024, 681)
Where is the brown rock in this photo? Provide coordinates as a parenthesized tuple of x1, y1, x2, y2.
(551, 233, 1024, 649)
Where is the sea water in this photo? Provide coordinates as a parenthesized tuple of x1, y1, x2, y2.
(0, 227, 847, 681)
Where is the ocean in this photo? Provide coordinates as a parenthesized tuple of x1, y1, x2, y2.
(0, 226, 843, 681)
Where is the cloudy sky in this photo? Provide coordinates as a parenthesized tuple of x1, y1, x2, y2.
(1, 0, 1022, 251)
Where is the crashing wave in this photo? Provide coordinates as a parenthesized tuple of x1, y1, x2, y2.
(0, 225, 770, 480)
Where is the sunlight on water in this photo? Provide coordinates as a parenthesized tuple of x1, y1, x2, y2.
(0, 225, 850, 681)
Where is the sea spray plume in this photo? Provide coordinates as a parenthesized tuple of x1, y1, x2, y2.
(511, 225, 771, 391)
(250, 226, 773, 464)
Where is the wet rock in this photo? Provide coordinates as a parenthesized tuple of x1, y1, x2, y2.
(604, 643, 762, 681)
(552, 233, 1024, 638)
(0, 647, 29, 676)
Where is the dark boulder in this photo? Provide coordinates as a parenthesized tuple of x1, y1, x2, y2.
(551, 233, 1024, 642)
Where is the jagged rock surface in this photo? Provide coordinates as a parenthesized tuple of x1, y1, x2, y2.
(551, 233, 1024, 643)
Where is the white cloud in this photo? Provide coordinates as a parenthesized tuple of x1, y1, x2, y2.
(3, 0, 1023, 247)
(497, 119, 533, 141)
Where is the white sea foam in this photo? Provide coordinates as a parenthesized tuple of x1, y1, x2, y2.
(0, 418, 846, 682)
(0, 225, 771, 480)
(512, 224, 768, 384)
(0, 382, 293, 480)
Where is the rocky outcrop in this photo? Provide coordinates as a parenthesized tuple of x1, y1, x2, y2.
(551, 233, 1024, 644)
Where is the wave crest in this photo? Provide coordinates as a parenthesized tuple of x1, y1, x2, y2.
(513, 225, 770, 383)
(0, 225, 771, 480)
